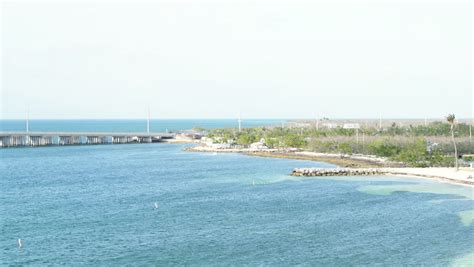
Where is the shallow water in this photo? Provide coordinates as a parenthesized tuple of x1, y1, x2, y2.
(1, 144, 473, 265)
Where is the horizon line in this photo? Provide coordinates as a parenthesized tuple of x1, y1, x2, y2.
(1, 117, 472, 121)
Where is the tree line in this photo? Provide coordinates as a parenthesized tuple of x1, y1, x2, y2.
(205, 117, 473, 167)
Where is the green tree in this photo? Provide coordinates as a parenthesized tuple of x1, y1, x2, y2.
(338, 142, 353, 154)
(236, 133, 257, 145)
(283, 134, 307, 148)
(368, 138, 400, 157)
(395, 139, 429, 167)
(265, 137, 280, 148)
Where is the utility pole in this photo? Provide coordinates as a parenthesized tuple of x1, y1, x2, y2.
(26, 109, 29, 133)
(470, 124, 472, 143)
(25, 109, 30, 146)
(356, 128, 359, 144)
(147, 108, 150, 134)
(362, 130, 365, 146)
(238, 112, 242, 133)
(379, 113, 382, 130)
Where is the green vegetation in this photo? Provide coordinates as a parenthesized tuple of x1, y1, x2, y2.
(205, 120, 473, 167)
(368, 138, 401, 157)
(463, 155, 474, 162)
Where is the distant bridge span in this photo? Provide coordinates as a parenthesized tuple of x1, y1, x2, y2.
(0, 132, 176, 147)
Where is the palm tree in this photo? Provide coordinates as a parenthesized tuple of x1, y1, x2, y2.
(446, 114, 458, 170)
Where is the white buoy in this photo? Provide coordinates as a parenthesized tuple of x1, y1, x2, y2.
(18, 238, 22, 248)
(252, 180, 255, 186)
(154, 202, 159, 209)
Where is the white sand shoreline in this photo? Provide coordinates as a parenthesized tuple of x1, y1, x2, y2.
(380, 168, 474, 187)
(185, 144, 474, 187)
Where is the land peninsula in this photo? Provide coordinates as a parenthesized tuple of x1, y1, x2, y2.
(182, 117, 474, 186)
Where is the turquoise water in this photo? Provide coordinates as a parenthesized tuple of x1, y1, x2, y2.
(0, 119, 285, 133)
(1, 144, 473, 265)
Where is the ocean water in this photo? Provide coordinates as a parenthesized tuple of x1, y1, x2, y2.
(1, 143, 473, 266)
(0, 119, 285, 133)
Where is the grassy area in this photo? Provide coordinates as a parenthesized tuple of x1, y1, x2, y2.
(205, 121, 473, 167)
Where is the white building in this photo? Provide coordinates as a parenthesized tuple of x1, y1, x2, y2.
(322, 123, 338, 129)
(249, 138, 269, 150)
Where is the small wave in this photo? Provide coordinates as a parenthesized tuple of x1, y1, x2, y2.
(452, 251, 474, 267)
(458, 210, 474, 227)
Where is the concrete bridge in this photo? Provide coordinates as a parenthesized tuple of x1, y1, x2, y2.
(0, 132, 176, 148)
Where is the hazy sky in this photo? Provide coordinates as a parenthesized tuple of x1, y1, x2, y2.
(1, 0, 472, 119)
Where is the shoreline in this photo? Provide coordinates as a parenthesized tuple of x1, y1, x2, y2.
(244, 151, 401, 168)
(184, 145, 401, 168)
(184, 145, 474, 187)
(292, 167, 474, 187)
(380, 168, 474, 187)
(388, 173, 474, 187)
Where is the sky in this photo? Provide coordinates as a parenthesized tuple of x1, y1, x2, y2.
(1, 0, 472, 119)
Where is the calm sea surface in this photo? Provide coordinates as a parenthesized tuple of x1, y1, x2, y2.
(0, 119, 285, 133)
(1, 143, 473, 265)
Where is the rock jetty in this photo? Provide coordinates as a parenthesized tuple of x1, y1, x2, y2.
(291, 167, 474, 186)
(292, 168, 383, 176)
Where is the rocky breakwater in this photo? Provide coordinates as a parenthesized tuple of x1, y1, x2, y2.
(292, 168, 384, 177)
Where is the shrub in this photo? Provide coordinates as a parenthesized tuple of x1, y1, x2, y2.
(393, 139, 429, 167)
(338, 142, 353, 154)
(368, 138, 401, 157)
(283, 134, 307, 148)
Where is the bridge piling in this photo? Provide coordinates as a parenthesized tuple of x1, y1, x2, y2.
(0, 132, 175, 148)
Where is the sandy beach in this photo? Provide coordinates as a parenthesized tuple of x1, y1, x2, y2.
(381, 167, 474, 187)
(186, 145, 474, 187)
(185, 145, 401, 168)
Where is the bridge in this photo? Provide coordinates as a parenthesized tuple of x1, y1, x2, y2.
(0, 132, 176, 148)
